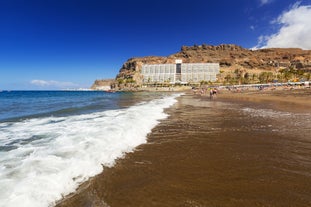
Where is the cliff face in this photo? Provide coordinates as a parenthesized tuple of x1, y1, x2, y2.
(99, 44, 311, 88)
(116, 56, 168, 87)
(172, 44, 311, 69)
(91, 79, 115, 90)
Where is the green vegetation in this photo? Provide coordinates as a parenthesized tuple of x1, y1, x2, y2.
(219, 67, 310, 85)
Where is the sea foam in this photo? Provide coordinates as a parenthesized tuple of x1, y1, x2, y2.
(0, 93, 180, 207)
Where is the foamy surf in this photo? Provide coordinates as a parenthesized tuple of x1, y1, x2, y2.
(0, 93, 180, 207)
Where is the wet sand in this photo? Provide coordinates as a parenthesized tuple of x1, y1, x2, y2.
(56, 89, 311, 207)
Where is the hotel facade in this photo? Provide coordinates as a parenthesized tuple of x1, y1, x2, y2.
(141, 60, 220, 84)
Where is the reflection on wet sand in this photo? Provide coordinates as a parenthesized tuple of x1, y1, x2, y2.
(57, 89, 311, 207)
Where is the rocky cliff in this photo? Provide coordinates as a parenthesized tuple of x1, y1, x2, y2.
(90, 79, 115, 90)
(94, 44, 311, 89)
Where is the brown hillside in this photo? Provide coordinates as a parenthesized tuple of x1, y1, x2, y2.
(93, 44, 311, 89)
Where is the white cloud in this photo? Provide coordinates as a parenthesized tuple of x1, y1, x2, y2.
(254, 3, 311, 49)
(30, 80, 78, 88)
(259, 0, 274, 6)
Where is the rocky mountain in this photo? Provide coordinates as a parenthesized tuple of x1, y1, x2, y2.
(93, 44, 311, 89)
(90, 79, 115, 90)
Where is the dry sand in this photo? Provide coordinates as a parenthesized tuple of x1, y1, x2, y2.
(56, 88, 311, 207)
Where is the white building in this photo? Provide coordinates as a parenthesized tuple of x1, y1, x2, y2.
(141, 60, 219, 84)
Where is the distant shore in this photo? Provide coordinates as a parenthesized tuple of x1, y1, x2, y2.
(103, 81, 310, 93)
(56, 87, 311, 207)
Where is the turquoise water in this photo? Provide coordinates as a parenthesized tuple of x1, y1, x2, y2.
(0, 91, 133, 121)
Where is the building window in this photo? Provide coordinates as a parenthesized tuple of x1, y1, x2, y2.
(176, 63, 181, 74)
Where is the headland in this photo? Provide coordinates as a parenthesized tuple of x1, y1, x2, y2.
(91, 44, 311, 91)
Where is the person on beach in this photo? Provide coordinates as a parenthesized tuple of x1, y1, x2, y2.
(213, 88, 217, 97)
(210, 88, 214, 99)
(209, 88, 217, 99)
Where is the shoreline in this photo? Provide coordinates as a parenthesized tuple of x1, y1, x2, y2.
(56, 88, 311, 207)
(212, 88, 311, 113)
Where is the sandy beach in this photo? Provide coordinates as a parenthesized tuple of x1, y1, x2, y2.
(56, 88, 311, 207)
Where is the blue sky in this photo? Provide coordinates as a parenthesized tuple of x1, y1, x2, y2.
(1, 0, 311, 90)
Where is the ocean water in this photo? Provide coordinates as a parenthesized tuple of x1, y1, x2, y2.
(0, 91, 180, 207)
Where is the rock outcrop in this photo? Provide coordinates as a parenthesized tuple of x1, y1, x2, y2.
(91, 79, 115, 90)
(172, 44, 311, 69)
